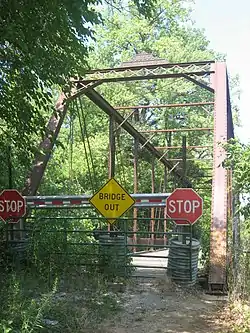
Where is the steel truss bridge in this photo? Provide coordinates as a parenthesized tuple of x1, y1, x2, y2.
(10, 55, 236, 292)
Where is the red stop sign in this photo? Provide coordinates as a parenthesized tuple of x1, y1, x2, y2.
(0, 190, 26, 223)
(166, 188, 203, 225)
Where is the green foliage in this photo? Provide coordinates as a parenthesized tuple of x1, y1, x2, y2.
(0, 0, 98, 150)
(0, 273, 57, 332)
(224, 139, 250, 303)
(224, 139, 250, 216)
(225, 140, 250, 191)
(0, 268, 121, 333)
(89, 0, 220, 68)
(43, 291, 120, 333)
(0, 0, 157, 191)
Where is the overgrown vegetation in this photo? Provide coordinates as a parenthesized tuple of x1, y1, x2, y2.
(0, 0, 246, 331)
(0, 211, 129, 332)
(222, 139, 250, 332)
(0, 267, 122, 333)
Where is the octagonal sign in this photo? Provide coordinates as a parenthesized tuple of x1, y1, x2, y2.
(166, 188, 203, 225)
(0, 189, 26, 223)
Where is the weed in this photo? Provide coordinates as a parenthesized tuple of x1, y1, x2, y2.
(0, 272, 57, 333)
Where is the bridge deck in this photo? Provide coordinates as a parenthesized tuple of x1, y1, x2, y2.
(131, 249, 169, 278)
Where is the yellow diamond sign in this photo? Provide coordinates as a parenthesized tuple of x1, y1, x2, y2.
(89, 178, 135, 224)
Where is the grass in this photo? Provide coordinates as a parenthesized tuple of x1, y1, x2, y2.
(44, 291, 121, 333)
(0, 267, 122, 333)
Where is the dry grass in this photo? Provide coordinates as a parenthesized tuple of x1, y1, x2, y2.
(217, 300, 250, 333)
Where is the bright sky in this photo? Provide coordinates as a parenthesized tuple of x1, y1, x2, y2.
(192, 0, 250, 143)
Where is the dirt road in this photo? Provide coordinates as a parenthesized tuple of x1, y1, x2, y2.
(97, 277, 226, 333)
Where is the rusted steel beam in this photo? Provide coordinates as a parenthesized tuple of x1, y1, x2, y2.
(114, 109, 136, 132)
(182, 73, 214, 93)
(82, 60, 215, 75)
(108, 115, 116, 232)
(76, 71, 214, 85)
(151, 158, 155, 247)
(108, 116, 115, 178)
(133, 132, 139, 252)
(140, 127, 213, 133)
(163, 166, 167, 246)
(127, 238, 167, 246)
(84, 88, 192, 187)
(22, 93, 67, 196)
(155, 145, 212, 149)
(67, 81, 102, 102)
(182, 136, 187, 179)
(208, 62, 233, 292)
(160, 158, 213, 161)
(114, 102, 214, 110)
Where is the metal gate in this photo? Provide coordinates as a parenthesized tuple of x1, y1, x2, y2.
(3, 194, 199, 288)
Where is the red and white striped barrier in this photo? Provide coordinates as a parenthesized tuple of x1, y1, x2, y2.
(25, 194, 170, 208)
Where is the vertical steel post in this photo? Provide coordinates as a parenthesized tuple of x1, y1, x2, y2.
(151, 158, 155, 247)
(124, 218, 128, 277)
(7, 145, 13, 189)
(108, 115, 115, 231)
(167, 131, 176, 191)
(108, 115, 115, 178)
(164, 116, 171, 245)
(7, 146, 14, 241)
(182, 136, 187, 243)
(232, 191, 240, 287)
(209, 62, 228, 291)
(182, 136, 187, 179)
(163, 166, 167, 246)
(133, 138, 139, 252)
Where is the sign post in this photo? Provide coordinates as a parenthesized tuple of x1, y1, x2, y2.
(166, 188, 203, 226)
(0, 189, 26, 223)
(89, 178, 135, 224)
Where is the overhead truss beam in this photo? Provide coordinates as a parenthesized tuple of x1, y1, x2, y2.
(84, 60, 215, 75)
(140, 128, 213, 133)
(74, 71, 214, 85)
(114, 102, 214, 110)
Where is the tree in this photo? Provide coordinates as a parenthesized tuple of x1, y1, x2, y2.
(0, 0, 156, 147)
(0, 0, 156, 190)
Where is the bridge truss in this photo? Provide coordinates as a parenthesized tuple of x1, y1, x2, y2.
(22, 56, 235, 292)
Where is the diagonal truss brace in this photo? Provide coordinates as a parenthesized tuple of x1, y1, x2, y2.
(22, 93, 68, 196)
(84, 88, 192, 188)
(182, 74, 214, 93)
(22, 83, 100, 196)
